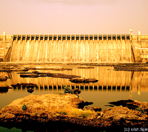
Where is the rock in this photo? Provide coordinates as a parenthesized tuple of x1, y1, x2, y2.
(0, 68, 28, 72)
(84, 101, 93, 105)
(92, 107, 102, 112)
(73, 89, 81, 95)
(63, 87, 81, 97)
(31, 71, 81, 79)
(20, 74, 39, 78)
(11, 83, 21, 88)
(4, 113, 16, 120)
(40, 113, 48, 119)
(0, 95, 148, 128)
(69, 78, 98, 83)
(0, 85, 9, 92)
(113, 65, 148, 71)
(46, 73, 80, 79)
(108, 99, 148, 115)
(108, 99, 137, 109)
(77, 67, 94, 69)
(11, 83, 38, 88)
(27, 88, 34, 93)
(0, 76, 8, 81)
(78, 101, 93, 109)
(21, 83, 37, 88)
(26, 67, 72, 71)
(0, 58, 3, 62)
(84, 106, 101, 112)
(102, 106, 147, 125)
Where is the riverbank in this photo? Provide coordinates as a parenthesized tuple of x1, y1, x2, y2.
(0, 93, 148, 131)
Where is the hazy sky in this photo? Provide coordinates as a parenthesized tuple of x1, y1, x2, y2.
(0, 0, 148, 34)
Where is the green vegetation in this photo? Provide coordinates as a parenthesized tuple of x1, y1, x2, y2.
(137, 106, 144, 114)
(58, 87, 73, 95)
(68, 108, 92, 118)
(63, 86, 73, 94)
(81, 111, 92, 119)
(22, 103, 27, 111)
(59, 111, 67, 115)
(63, 86, 80, 98)
(58, 92, 63, 95)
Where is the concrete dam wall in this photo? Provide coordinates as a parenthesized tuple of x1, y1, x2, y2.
(8, 34, 132, 63)
(1, 33, 148, 63)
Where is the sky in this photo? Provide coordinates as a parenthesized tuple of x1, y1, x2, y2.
(0, 0, 148, 35)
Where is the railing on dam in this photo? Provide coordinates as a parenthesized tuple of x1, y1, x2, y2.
(12, 34, 131, 41)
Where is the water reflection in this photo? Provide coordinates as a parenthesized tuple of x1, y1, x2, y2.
(9, 85, 131, 92)
(0, 65, 147, 94)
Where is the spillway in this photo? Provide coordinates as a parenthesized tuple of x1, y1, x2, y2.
(9, 34, 132, 63)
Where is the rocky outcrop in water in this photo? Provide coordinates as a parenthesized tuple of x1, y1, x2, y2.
(113, 63, 148, 71)
(20, 71, 81, 79)
(69, 78, 98, 83)
(26, 67, 72, 71)
(77, 67, 94, 69)
(0, 67, 28, 72)
(27, 88, 34, 93)
(11, 83, 38, 88)
(0, 94, 148, 131)
(108, 99, 148, 115)
(0, 85, 12, 92)
(20, 74, 39, 78)
(0, 76, 8, 81)
(101, 106, 148, 127)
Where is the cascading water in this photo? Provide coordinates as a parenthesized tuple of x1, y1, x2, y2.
(9, 40, 132, 63)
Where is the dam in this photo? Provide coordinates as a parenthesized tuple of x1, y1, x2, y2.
(0, 31, 148, 132)
(0, 30, 148, 63)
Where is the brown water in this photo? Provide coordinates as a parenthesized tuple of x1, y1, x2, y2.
(0, 64, 148, 132)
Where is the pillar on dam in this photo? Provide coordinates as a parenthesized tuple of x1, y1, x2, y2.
(3, 32, 6, 42)
(138, 31, 141, 41)
(129, 29, 132, 41)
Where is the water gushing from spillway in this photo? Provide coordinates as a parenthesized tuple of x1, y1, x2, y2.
(9, 40, 132, 63)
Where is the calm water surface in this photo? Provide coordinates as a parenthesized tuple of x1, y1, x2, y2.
(0, 64, 148, 132)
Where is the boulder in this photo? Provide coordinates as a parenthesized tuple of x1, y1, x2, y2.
(0, 76, 8, 81)
(20, 74, 39, 78)
(69, 78, 98, 83)
(84, 106, 102, 112)
(102, 106, 147, 124)
(108, 99, 148, 115)
(11, 83, 38, 88)
(27, 88, 34, 93)
(31, 71, 81, 79)
(78, 101, 93, 109)
(77, 67, 94, 69)
(0, 85, 9, 92)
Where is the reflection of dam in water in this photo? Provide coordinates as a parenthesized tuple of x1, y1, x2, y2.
(2, 66, 148, 93)
(9, 34, 132, 63)
(11, 85, 131, 92)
